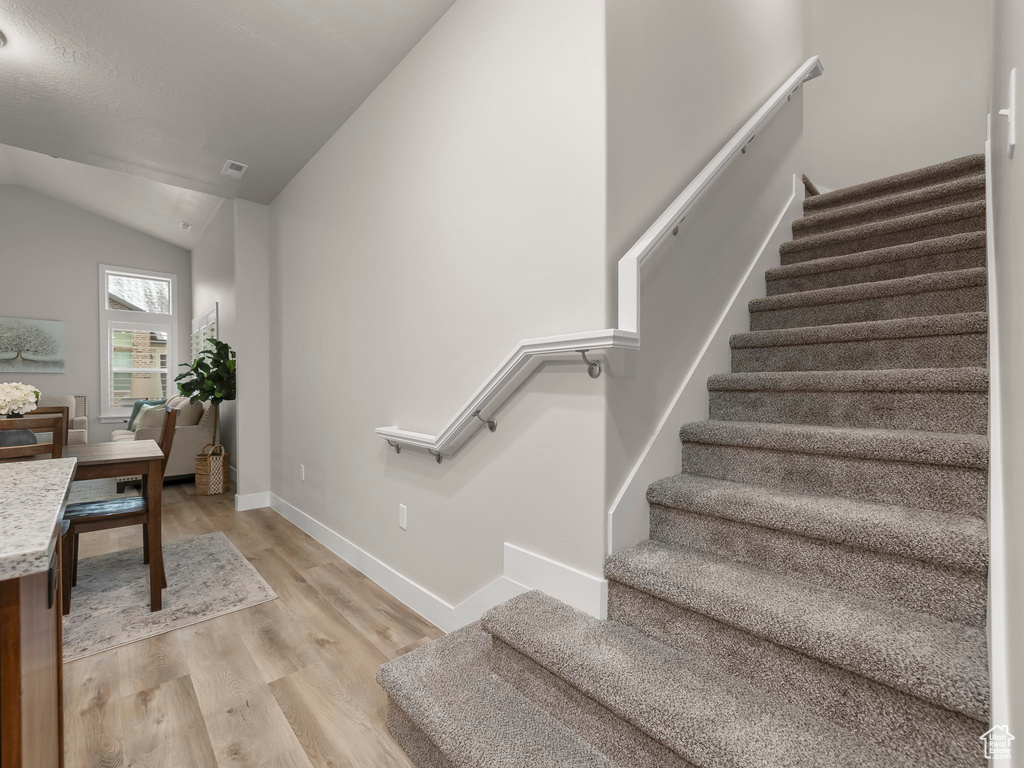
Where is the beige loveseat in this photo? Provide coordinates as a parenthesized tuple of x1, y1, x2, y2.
(111, 396, 216, 479)
(27, 394, 89, 444)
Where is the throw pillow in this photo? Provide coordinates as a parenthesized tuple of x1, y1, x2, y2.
(128, 399, 166, 431)
(131, 402, 166, 431)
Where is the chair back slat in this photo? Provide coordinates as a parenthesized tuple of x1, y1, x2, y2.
(25, 405, 70, 444)
(158, 406, 178, 473)
(0, 415, 64, 461)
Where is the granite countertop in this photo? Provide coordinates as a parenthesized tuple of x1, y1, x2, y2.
(0, 458, 77, 580)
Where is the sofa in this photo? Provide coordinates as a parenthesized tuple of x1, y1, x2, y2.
(28, 394, 88, 444)
(111, 395, 216, 479)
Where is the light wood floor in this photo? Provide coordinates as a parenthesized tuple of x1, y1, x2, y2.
(64, 482, 444, 768)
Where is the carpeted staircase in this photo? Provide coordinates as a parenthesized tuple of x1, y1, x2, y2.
(378, 153, 990, 768)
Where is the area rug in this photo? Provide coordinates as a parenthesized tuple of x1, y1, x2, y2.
(62, 532, 276, 661)
(66, 477, 139, 504)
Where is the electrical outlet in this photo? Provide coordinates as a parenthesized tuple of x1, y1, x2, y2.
(300, 464, 305, 482)
(399, 504, 408, 530)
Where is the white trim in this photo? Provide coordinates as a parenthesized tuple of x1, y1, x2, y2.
(607, 179, 800, 553)
(268, 493, 608, 632)
(984, 118, 1009, 728)
(377, 56, 824, 458)
(503, 543, 607, 620)
(451, 577, 529, 631)
(235, 491, 270, 511)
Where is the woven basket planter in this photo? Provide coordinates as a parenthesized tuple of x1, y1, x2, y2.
(195, 443, 228, 495)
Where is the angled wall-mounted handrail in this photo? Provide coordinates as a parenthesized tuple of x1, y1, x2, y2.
(376, 55, 824, 460)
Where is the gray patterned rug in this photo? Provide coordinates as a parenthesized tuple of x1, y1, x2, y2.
(62, 532, 276, 661)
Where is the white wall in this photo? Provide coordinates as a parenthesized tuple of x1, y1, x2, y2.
(268, 0, 609, 607)
(0, 185, 191, 441)
(603, 0, 806, 544)
(988, 0, 1022, 749)
(233, 199, 272, 502)
(803, 0, 989, 191)
(191, 201, 236, 459)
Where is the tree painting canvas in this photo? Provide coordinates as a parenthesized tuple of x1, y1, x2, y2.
(0, 317, 66, 373)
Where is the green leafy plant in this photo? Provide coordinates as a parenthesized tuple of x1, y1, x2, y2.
(175, 338, 236, 440)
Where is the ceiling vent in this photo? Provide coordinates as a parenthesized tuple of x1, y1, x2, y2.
(221, 160, 248, 179)
(180, 221, 193, 231)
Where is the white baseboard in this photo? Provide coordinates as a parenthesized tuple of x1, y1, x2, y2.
(269, 493, 454, 631)
(606, 177, 801, 554)
(503, 543, 607, 620)
(235, 491, 271, 511)
(267, 493, 606, 633)
(451, 576, 528, 630)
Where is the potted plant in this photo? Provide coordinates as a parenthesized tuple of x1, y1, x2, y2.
(174, 338, 236, 442)
(0, 382, 40, 447)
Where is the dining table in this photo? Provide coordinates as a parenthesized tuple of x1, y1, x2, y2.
(63, 439, 167, 610)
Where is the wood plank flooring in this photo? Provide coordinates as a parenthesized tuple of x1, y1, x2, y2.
(64, 482, 443, 768)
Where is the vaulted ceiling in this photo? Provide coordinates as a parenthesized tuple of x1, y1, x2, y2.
(0, 0, 456, 204)
(0, 143, 223, 249)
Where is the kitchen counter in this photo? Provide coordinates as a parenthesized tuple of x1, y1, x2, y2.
(0, 458, 76, 580)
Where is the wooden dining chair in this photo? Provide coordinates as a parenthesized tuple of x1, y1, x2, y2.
(0, 415, 65, 462)
(24, 405, 70, 446)
(61, 406, 177, 614)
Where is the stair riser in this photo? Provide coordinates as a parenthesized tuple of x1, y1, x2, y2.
(750, 284, 986, 331)
(732, 332, 987, 372)
(793, 188, 984, 240)
(487, 638, 693, 768)
(387, 699, 456, 768)
(709, 389, 987, 434)
(679, 441, 987, 516)
(781, 214, 985, 265)
(649, 505, 985, 626)
(766, 247, 986, 296)
(607, 583, 983, 768)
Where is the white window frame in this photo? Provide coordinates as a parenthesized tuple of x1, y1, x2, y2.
(98, 265, 177, 423)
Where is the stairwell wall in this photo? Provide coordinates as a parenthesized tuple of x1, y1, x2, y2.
(802, 0, 990, 191)
(603, 0, 806, 551)
(267, 0, 610, 610)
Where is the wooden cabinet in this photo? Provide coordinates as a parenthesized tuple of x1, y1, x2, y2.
(0, 527, 63, 768)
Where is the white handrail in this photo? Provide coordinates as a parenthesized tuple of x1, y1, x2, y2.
(377, 55, 824, 460)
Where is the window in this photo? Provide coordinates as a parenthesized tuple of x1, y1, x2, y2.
(191, 304, 218, 359)
(99, 266, 176, 421)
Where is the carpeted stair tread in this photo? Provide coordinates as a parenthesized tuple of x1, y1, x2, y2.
(706, 367, 987, 432)
(678, 420, 987, 469)
(377, 623, 620, 768)
(729, 313, 988, 372)
(779, 201, 985, 265)
(731, 311, 987, 350)
(603, 541, 988, 720)
(750, 267, 985, 314)
(646, 473, 986, 575)
(803, 154, 984, 214)
(605, 584, 986, 768)
(765, 232, 987, 295)
(707, 367, 987, 393)
(792, 173, 985, 238)
(482, 591, 900, 768)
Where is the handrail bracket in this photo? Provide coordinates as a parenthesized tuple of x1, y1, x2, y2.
(580, 350, 601, 379)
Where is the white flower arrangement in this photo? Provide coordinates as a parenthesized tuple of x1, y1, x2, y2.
(0, 382, 40, 415)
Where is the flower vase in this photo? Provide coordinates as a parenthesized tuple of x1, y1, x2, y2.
(0, 413, 38, 448)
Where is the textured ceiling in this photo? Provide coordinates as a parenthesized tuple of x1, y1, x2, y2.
(0, 144, 224, 249)
(0, 0, 456, 203)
